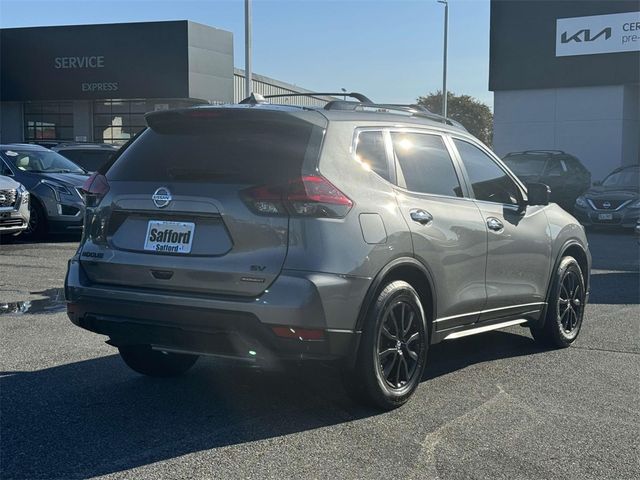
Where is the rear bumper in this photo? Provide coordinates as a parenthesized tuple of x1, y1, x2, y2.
(65, 258, 369, 361)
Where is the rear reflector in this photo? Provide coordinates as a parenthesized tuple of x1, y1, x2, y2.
(271, 326, 325, 341)
(242, 175, 353, 218)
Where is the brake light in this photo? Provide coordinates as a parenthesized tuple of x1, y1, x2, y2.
(286, 175, 353, 217)
(242, 175, 353, 218)
(81, 173, 109, 207)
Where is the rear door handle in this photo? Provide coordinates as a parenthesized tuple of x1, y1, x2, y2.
(486, 217, 504, 231)
(409, 209, 433, 225)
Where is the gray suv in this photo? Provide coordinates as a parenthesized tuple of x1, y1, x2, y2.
(66, 95, 591, 409)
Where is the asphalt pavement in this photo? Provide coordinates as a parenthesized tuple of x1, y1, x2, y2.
(1, 230, 638, 479)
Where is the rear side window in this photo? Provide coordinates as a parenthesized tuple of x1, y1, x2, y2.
(107, 115, 318, 184)
(392, 132, 463, 197)
(355, 131, 390, 181)
(545, 159, 568, 176)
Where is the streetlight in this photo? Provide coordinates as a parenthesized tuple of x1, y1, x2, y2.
(437, 0, 448, 120)
(341, 87, 347, 101)
(244, 0, 252, 99)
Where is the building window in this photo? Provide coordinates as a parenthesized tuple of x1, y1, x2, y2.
(93, 100, 148, 146)
(24, 102, 73, 142)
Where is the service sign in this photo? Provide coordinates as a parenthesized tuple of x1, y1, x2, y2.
(556, 11, 640, 57)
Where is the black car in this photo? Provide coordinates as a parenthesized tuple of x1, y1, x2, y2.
(52, 143, 118, 172)
(502, 150, 591, 211)
(573, 164, 640, 229)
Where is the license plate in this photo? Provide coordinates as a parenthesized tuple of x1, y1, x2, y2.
(598, 213, 613, 221)
(144, 220, 195, 254)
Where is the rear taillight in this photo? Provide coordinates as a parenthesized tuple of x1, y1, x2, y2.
(81, 173, 109, 207)
(242, 175, 353, 218)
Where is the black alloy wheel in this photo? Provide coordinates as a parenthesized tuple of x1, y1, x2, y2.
(343, 280, 428, 410)
(377, 300, 423, 390)
(531, 256, 586, 348)
(557, 268, 584, 335)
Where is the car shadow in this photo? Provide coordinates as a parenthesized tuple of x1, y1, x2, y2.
(425, 329, 542, 380)
(1, 330, 542, 479)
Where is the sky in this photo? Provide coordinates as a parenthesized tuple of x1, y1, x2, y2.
(0, 0, 493, 107)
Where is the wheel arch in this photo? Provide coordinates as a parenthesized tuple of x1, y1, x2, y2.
(355, 257, 437, 338)
(537, 239, 590, 329)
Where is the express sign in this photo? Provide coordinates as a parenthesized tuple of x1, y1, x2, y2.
(556, 11, 640, 57)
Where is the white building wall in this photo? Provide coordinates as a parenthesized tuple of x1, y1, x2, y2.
(493, 85, 636, 181)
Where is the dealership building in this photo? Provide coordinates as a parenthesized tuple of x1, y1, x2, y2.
(490, 0, 639, 180)
(0, 20, 327, 145)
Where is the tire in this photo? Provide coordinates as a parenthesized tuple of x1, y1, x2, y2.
(118, 345, 198, 377)
(344, 280, 429, 410)
(23, 198, 47, 240)
(530, 256, 586, 348)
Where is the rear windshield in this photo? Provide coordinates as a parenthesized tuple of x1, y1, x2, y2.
(107, 115, 319, 184)
(503, 155, 547, 176)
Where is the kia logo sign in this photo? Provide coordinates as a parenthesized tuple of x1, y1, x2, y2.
(556, 11, 640, 57)
(561, 27, 612, 43)
(152, 187, 172, 208)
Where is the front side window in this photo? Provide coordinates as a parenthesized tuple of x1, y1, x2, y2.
(354, 131, 390, 181)
(392, 132, 462, 197)
(1, 160, 13, 176)
(454, 139, 520, 205)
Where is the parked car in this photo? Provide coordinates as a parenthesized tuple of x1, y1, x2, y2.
(573, 164, 640, 229)
(0, 144, 89, 238)
(52, 143, 118, 173)
(66, 95, 591, 410)
(502, 150, 591, 211)
(0, 174, 30, 237)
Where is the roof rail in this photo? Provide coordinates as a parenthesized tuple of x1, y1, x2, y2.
(237, 92, 465, 130)
(505, 150, 566, 156)
(238, 91, 372, 105)
(323, 100, 466, 130)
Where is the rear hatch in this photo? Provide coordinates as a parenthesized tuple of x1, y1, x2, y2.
(80, 107, 326, 297)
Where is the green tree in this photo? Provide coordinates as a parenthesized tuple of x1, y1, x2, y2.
(416, 91, 493, 146)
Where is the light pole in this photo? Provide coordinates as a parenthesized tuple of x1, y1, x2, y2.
(438, 0, 448, 120)
(244, 0, 252, 99)
(341, 87, 347, 101)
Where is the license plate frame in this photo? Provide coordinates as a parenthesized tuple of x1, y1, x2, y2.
(144, 220, 195, 254)
(597, 213, 613, 221)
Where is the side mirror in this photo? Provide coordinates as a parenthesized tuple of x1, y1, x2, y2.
(526, 182, 550, 206)
(593, 180, 602, 186)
